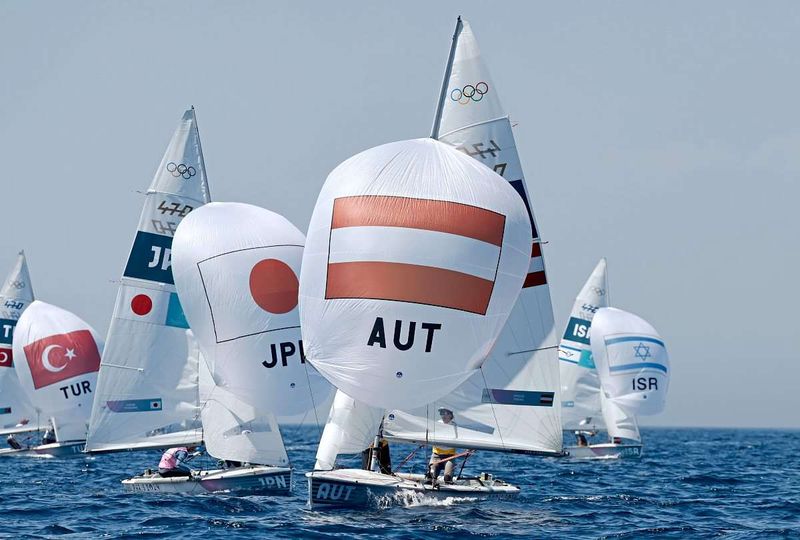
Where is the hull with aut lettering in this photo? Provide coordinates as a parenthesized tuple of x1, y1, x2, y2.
(0, 440, 85, 458)
(122, 465, 292, 495)
(306, 469, 519, 508)
(565, 443, 642, 460)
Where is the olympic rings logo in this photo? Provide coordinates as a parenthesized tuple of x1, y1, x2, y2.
(166, 162, 197, 179)
(450, 82, 489, 105)
(8, 280, 25, 289)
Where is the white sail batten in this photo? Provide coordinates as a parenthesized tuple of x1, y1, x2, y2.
(385, 19, 562, 455)
(0, 252, 45, 433)
(86, 109, 211, 452)
(13, 301, 103, 442)
(591, 307, 670, 417)
(559, 258, 609, 430)
(314, 389, 384, 470)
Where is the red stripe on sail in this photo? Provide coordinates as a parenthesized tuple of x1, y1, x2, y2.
(331, 196, 505, 247)
(325, 261, 494, 315)
(531, 242, 542, 258)
(523, 271, 548, 288)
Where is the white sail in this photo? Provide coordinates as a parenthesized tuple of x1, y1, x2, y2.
(591, 307, 670, 416)
(384, 19, 561, 455)
(300, 137, 532, 411)
(559, 258, 609, 430)
(86, 109, 211, 452)
(314, 389, 384, 470)
(201, 386, 288, 466)
(13, 301, 102, 441)
(0, 252, 45, 434)
(600, 391, 640, 442)
(172, 202, 332, 464)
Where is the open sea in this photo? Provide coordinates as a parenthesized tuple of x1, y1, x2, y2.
(3, 427, 798, 539)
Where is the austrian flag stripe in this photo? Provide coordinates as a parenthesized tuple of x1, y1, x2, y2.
(523, 241, 547, 288)
(325, 195, 506, 315)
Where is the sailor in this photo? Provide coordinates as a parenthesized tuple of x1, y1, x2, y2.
(6, 434, 22, 450)
(426, 407, 458, 484)
(576, 431, 588, 447)
(361, 437, 392, 474)
(158, 445, 198, 478)
(41, 428, 56, 445)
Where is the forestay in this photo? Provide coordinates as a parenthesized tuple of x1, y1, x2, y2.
(314, 389, 384, 470)
(172, 202, 331, 464)
(13, 301, 102, 441)
(559, 258, 609, 430)
(384, 18, 561, 455)
(86, 109, 210, 452)
(591, 308, 670, 417)
(300, 137, 532, 411)
(0, 252, 44, 434)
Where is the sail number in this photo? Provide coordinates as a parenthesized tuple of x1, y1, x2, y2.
(367, 317, 442, 353)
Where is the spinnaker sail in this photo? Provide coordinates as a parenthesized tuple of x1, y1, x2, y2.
(13, 301, 102, 442)
(86, 108, 211, 452)
(384, 18, 562, 455)
(172, 202, 333, 465)
(300, 137, 532, 411)
(590, 307, 670, 417)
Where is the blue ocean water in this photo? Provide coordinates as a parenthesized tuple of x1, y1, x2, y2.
(3, 427, 799, 539)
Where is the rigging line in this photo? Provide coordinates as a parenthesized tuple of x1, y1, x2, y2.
(507, 345, 560, 356)
(302, 363, 323, 440)
(480, 367, 506, 450)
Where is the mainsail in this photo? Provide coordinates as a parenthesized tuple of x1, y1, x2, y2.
(314, 389, 384, 470)
(0, 252, 44, 434)
(590, 307, 670, 418)
(300, 137, 532, 412)
(13, 301, 102, 442)
(172, 202, 332, 465)
(559, 258, 609, 430)
(384, 18, 562, 455)
(86, 108, 211, 452)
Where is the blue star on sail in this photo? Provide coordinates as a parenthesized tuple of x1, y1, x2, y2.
(633, 342, 651, 361)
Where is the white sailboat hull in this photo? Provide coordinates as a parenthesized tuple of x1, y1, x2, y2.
(306, 469, 519, 508)
(122, 465, 292, 495)
(564, 443, 642, 460)
(0, 440, 85, 458)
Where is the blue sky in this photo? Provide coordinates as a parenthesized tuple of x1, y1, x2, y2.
(1, 2, 797, 427)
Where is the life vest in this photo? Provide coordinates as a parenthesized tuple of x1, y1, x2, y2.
(159, 447, 188, 469)
(432, 446, 456, 456)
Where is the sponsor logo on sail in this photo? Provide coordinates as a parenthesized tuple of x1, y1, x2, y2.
(450, 82, 489, 105)
(166, 162, 196, 179)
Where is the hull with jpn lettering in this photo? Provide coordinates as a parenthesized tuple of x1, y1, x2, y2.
(564, 443, 642, 460)
(306, 469, 519, 508)
(122, 465, 292, 495)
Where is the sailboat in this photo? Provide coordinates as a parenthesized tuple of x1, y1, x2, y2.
(384, 16, 563, 469)
(302, 136, 533, 507)
(85, 108, 211, 455)
(122, 202, 333, 494)
(558, 259, 642, 458)
(7, 301, 103, 457)
(589, 307, 669, 451)
(0, 251, 48, 443)
(559, 260, 670, 458)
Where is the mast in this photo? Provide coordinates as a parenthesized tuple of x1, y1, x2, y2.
(430, 16, 463, 139)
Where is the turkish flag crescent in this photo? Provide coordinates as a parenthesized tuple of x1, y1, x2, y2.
(23, 330, 101, 389)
